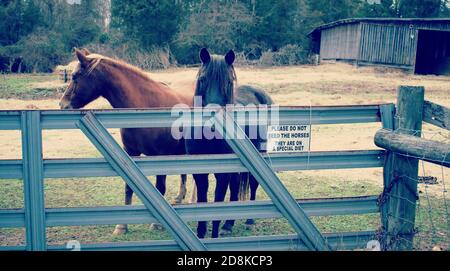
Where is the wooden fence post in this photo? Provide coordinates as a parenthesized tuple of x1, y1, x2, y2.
(381, 86, 424, 250)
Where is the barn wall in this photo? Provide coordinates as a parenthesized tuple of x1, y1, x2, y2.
(317, 20, 450, 70)
(320, 23, 361, 61)
(358, 23, 418, 67)
(358, 21, 450, 68)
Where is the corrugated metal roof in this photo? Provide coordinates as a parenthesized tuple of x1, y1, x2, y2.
(309, 17, 450, 36)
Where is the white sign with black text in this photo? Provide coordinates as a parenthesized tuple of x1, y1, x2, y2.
(266, 125, 311, 153)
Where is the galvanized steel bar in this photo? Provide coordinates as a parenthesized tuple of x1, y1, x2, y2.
(0, 105, 384, 130)
(0, 209, 25, 228)
(0, 196, 379, 228)
(0, 160, 22, 179)
(0, 111, 21, 130)
(0, 246, 27, 251)
(0, 150, 385, 179)
(380, 104, 395, 130)
(213, 109, 331, 251)
(41, 106, 381, 129)
(77, 112, 206, 251)
(21, 111, 47, 251)
(379, 104, 395, 239)
(46, 231, 376, 251)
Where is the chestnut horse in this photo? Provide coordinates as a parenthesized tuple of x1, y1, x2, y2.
(60, 48, 192, 235)
(186, 48, 273, 238)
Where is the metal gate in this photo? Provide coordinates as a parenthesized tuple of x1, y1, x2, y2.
(0, 105, 385, 251)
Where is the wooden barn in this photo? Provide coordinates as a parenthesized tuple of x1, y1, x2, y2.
(309, 18, 450, 75)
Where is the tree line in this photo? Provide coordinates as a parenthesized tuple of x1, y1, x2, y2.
(1, 0, 449, 72)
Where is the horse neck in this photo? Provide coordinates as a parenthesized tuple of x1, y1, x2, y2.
(98, 63, 167, 108)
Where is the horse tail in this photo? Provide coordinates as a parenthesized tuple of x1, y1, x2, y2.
(236, 85, 274, 105)
(254, 90, 274, 105)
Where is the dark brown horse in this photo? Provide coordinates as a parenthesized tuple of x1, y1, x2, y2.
(59, 48, 192, 235)
(186, 48, 273, 238)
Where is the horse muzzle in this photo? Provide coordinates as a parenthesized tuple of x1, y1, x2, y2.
(59, 101, 73, 110)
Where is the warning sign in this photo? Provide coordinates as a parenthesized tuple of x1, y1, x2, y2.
(266, 125, 311, 153)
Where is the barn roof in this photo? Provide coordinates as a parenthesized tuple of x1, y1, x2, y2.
(309, 17, 450, 37)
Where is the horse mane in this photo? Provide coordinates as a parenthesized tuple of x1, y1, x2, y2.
(195, 55, 236, 101)
(84, 53, 160, 84)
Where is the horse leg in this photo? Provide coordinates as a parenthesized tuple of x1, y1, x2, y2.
(189, 183, 197, 203)
(194, 173, 209, 238)
(245, 174, 259, 227)
(212, 173, 230, 238)
(113, 149, 140, 235)
(238, 172, 250, 201)
(155, 175, 166, 195)
(113, 184, 133, 235)
(220, 173, 240, 236)
(150, 175, 167, 231)
(172, 174, 187, 204)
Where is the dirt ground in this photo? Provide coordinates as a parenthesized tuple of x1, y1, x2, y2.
(1, 63, 448, 196)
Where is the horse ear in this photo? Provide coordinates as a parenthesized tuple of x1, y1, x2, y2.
(225, 50, 235, 66)
(81, 48, 91, 55)
(199, 48, 211, 64)
(75, 48, 89, 68)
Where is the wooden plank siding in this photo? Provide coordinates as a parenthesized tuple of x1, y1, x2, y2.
(317, 20, 450, 69)
(320, 23, 361, 61)
(359, 23, 418, 67)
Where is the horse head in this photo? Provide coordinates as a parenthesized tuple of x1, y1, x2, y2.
(59, 48, 104, 109)
(195, 48, 236, 106)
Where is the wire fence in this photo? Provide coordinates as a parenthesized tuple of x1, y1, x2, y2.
(413, 128, 449, 251)
(380, 115, 449, 251)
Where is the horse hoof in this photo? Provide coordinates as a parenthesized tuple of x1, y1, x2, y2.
(171, 197, 183, 205)
(245, 223, 256, 231)
(113, 224, 128, 235)
(221, 222, 233, 232)
(150, 223, 164, 231)
(219, 228, 232, 237)
(245, 219, 255, 225)
(245, 219, 256, 230)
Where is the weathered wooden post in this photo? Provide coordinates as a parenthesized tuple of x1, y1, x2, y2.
(375, 129, 450, 167)
(379, 86, 424, 250)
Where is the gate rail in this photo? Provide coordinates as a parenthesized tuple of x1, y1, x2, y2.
(0, 104, 389, 251)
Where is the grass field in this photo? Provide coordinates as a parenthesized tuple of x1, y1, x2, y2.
(0, 73, 65, 100)
(0, 63, 448, 250)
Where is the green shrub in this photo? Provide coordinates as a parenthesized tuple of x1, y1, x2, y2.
(98, 33, 110, 44)
(259, 44, 310, 66)
(8, 29, 70, 73)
